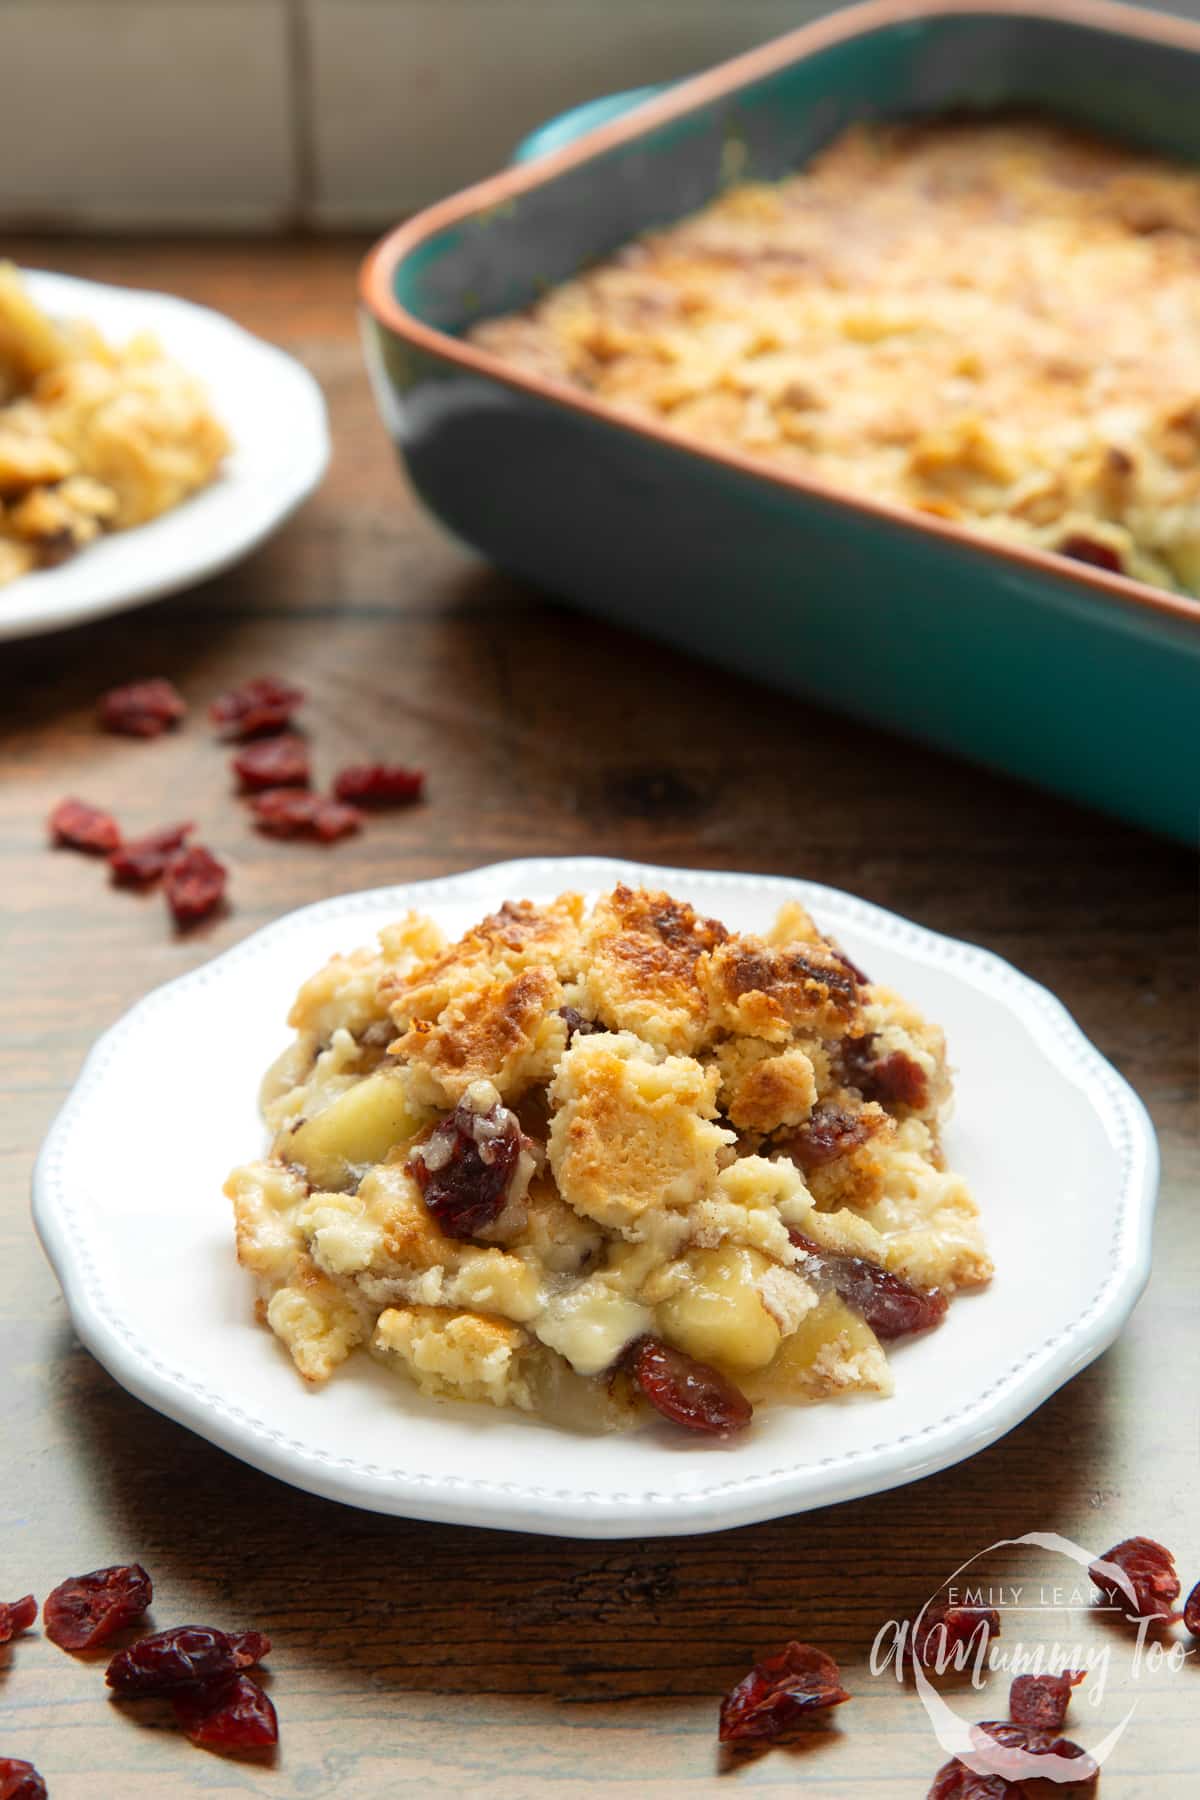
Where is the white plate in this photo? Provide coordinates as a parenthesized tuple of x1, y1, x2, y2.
(0, 270, 329, 641)
(32, 858, 1157, 1539)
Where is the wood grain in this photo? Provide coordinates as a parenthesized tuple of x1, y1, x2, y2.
(1, 237, 1196, 1799)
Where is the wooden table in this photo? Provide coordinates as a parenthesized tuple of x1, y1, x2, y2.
(2, 239, 1196, 1799)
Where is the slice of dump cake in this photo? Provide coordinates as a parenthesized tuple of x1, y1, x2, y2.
(227, 886, 990, 1435)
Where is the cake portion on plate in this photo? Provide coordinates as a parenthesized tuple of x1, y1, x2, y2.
(226, 885, 991, 1436)
(0, 262, 229, 586)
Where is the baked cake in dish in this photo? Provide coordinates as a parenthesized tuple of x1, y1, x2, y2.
(469, 118, 1200, 599)
(227, 887, 990, 1436)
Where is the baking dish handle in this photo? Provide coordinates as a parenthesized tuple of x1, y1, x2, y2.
(511, 85, 669, 163)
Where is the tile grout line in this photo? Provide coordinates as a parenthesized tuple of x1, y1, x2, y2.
(285, 0, 318, 228)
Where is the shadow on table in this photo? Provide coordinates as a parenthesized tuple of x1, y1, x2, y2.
(46, 1318, 1125, 1710)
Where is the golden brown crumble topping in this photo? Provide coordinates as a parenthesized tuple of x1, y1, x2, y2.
(469, 118, 1200, 599)
(227, 888, 990, 1431)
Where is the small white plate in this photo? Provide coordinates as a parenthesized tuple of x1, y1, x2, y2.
(33, 859, 1157, 1539)
(0, 270, 329, 641)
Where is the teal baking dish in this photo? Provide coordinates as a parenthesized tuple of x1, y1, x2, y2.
(360, 0, 1200, 844)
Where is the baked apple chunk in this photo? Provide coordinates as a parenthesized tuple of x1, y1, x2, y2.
(226, 886, 990, 1435)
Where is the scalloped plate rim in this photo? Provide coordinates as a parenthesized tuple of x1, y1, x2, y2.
(31, 857, 1158, 1537)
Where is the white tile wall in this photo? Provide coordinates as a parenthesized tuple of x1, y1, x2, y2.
(1, 0, 1198, 231)
(303, 0, 835, 225)
(0, 0, 295, 229)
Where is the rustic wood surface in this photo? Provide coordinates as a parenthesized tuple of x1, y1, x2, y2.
(1, 237, 1196, 1799)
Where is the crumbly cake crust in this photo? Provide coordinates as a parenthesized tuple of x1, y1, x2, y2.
(468, 118, 1200, 599)
(227, 886, 991, 1432)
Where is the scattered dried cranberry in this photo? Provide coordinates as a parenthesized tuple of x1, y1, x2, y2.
(250, 789, 362, 842)
(974, 1720, 1098, 1786)
(163, 845, 227, 927)
(229, 1630, 272, 1667)
(718, 1641, 849, 1744)
(841, 1035, 930, 1109)
(1184, 1578, 1200, 1636)
(107, 1624, 271, 1697)
(0, 1760, 48, 1800)
(908, 1600, 1001, 1673)
(307, 800, 361, 843)
(210, 675, 304, 739)
(928, 1762, 1025, 1798)
(1059, 533, 1123, 574)
(99, 677, 187, 738)
(627, 1337, 752, 1438)
(409, 1098, 524, 1239)
(332, 762, 425, 806)
(1010, 1669, 1085, 1731)
(49, 796, 121, 854)
(232, 735, 310, 792)
(1089, 1536, 1180, 1621)
(43, 1563, 152, 1651)
(0, 1595, 37, 1643)
(108, 821, 193, 886)
(790, 1231, 948, 1340)
(171, 1672, 278, 1751)
(783, 1103, 873, 1170)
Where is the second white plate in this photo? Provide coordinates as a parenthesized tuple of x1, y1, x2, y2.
(32, 859, 1157, 1537)
(0, 269, 329, 641)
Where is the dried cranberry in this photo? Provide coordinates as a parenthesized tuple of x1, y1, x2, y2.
(229, 1630, 272, 1668)
(409, 1098, 524, 1239)
(975, 1720, 1098, 1786)
(1059, 533, 1123, 574)
(627, 1337, 752, 1438)
(163, 845, 227, 927)
(43, 1563, 152, 1651)
(332, 762, 425, 806)
(210, 676, 304, 739)
(558, 1006, 602, 1043)
(35, 529, 77, 569)
(908, 1600, 1001, 1673)
(232, 735, 310, 792)
(783, 1104, 873, 1170)
(250, 789, 362, 842)
(718, 1641, 849, 1744)
(98, 677, 187, 738)
(1089, 1536, 1180, 1621)
(928, 1762, 1025, 1798)
(841, 1035, 930, 1109)
(108, 821, 193, 886)
(1009, 1669, 1085, 1730)
(790, 1231, 948, 1340)
(49, 796, 121, 854)
(0, 1760, 48, 1800)
(1184, 1578, 1200, 1636)
(107, 1624, 270, 1697)
(172, 1672, 278, 1750)
(310, 801, 362, 842)
(833, 947, 871, 986)
(249, 789, 317, 835)
(0, 1595, 37, 1643)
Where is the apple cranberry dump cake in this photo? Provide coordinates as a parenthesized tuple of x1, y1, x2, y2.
(227, 887, 990, 1435)
(0, 263, 228, 587)
(469, 118, 1200, 598)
